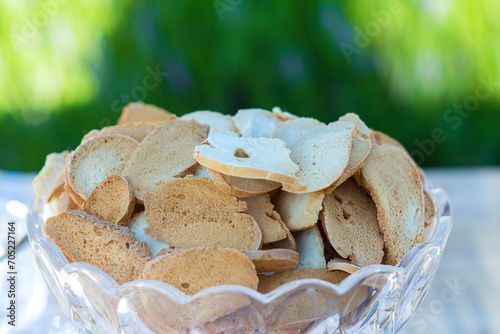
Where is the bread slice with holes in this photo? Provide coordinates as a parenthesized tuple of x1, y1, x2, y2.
(282, 121, 358, 193)
(294, 224, 327, 269)
(273, 190, 324, 231)
(124, 117, 208, 202)
(354, 144, 425, 265)
(257, 269, 349, 294)
(240, 194, 288, 244)
(233, 108, 284, 138)
(33, 151, 69, 202)
(118, 102, 172, 124)
(67, 134, 139, 200)
(320, 178, 384, 266)
(194, 128, 301, 188)
(140, 248, 258, 295)
(81, 175, 135, 225)
(82, 122, 161, 143)
(144, 177, 262, 250)
(270, 117, 325, 147)
(45, 211, 151, 284)
(181, 110, 235, 132)
(208, 169, 281, 197)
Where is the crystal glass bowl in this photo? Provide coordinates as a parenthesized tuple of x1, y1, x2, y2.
(27, 186, 452, 334)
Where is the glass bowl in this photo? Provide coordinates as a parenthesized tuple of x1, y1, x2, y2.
(27, 185, 452, 334)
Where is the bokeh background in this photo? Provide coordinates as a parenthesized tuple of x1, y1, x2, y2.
(1, 0, 500, 171)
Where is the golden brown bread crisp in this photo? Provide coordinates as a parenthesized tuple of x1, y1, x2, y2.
(321, 178, 384, 266)
(354, 144, 425, 265)
(118, 101, 172, 124)
(81, 175, 135, 225)
(327, 259, 362, 274)
(44, 211, 151, 284)
(82, 122, 161, 143)
(262, 211, 297, 251)
(208, 168, 281, 197)
(123, 117, 208, 202)
(144, 177, 262, 250)
(257, 269, 349, 294)
(240, 194, 288, 244)
(140, 248, 258, 295)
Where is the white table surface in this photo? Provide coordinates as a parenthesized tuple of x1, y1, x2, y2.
(1, 167, 499, 334)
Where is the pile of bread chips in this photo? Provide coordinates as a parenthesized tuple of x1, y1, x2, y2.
(34, 102, 436, 292)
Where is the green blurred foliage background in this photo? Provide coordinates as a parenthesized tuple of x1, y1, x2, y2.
(1, 0, 499, 171)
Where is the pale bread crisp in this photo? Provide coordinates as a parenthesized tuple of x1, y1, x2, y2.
(144, 177, 262, 250)
(269, 117, 325, 147)
(194, 128, 301, 188)
(354, 144, 425, 265)
(240, 194, 289, 244)
(424, 190, 436, 228)
(294, 225, 327, 269)
(263, 211, 297, 251)
(327, 259, 361, 274)
(47, 171, 65, 203)
(154, 248, 299, 273)
(57, 191, 79, 214)
(82, 122, 161, 143)
(181, 110, 235, 132)
(273, 190, 325, 231)
(320, 178, 384, 266)
(67, 134, 139, 199)
(140, 248, 258, 295)
(339, 113, 371, 138)
(44, 211, 151, 284)
(257, 269, 349, 294)
(233, 108, 284, 138)
(271, 106, 298, 121)
(207, 168, 281, 197)
(33, 151, 69, 203)
(129, 212, 170, 257)
(124, 117, 208, 202)
(118, 101, 171, 124)
(283, 121, 358, 193)
(81, 175, 135, 225)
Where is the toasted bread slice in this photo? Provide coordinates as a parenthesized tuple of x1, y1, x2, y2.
(82, 122, 160, 143)
(181, 110, 235, 132)
(424, 190, 436, 228)
(327, 259, 361, 274)
(155, 248, 299, 273)
(257, 269, 349, 294)
(118, 102, 171, 124)
(242, 249, 299, 273)
(140, 248, 258, 295)
(241, 194, 288, 244)
(294, 225, 327, 269)
(194, 128, 301, 188)
(283, 122, 357, 193)
(81, 175, 135, 225)
(67, 134, 139, 199)
(269, 117, 325, 147)
(57, 191, 80, 214)
(273, 190, 324, 231)
(233, 108, 284, 138)
(33, 151, 69, 202)
(263, 211, 297, 251)
(63, 165, 84, 206)
(144, 177, 262, 250)
(124, 117, 208, 202)
(45, 211, 151, 284)
(208, 169, 281, 197)
(129, 212, 170, 257)
(321, 179, 384, 266)
(354, 145, 425, 265)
